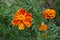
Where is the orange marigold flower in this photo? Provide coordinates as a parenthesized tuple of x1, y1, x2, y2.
(42, 9, 56, 19)
(38, 22, 47, 31)
(11, 9, 32, 30)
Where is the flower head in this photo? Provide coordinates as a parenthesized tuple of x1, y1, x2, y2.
(42, 9, 56, 19)
(38, 22, 47, 31)
(12, 9, 32, 30)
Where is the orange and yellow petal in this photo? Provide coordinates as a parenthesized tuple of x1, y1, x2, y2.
(11, 20, 19, 26)
(24, 21, 32, 28)
(51, 9, 56, 14)
(13, 13, 19, 19)
(18, 23, 25, 30)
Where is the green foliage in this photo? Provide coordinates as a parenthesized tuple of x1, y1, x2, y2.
(0, 0, 60, 40)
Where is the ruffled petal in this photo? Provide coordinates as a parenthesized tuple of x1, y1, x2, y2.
(25, 17, 32, 21)
(11, 20, 19, 26)
(13, 13, 19, 19)
(18, 23, 25, 30)
(25, 13, 32, 17)
(17, 9, 26, 15)
(24, 21, 32, 28)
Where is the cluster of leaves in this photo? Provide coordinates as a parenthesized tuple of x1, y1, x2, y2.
(0, 0, 60, 40)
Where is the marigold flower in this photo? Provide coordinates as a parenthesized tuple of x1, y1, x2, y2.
(42, 9, 56, 19)
(11, 9, 32, 30)
(38, 22, 47, 31)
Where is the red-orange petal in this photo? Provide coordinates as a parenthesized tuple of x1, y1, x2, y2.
(11, 20, 19, 26)
(13, 13, 19, 19)
(17, 9, 26, 15)
(25, 13, 32, 17)
(18, 23, 25, 30)
(25, 17, 32, 21)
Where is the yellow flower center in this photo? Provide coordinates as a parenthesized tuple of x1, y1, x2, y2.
(18, 15, 25, 20)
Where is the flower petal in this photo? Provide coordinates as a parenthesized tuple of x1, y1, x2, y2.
(11, 20, 19, 26)
(18, 23, 25, 30)
(24, 21, 32, 28)
(17, 9, 26, 15)
(25, 13, 32, 17)
(13, 13, 19, 19)
(25, 17, 32, 21)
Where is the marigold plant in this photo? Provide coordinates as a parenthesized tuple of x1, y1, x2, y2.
(12, 9, 32, 30)
(42, 9, 56, 19)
